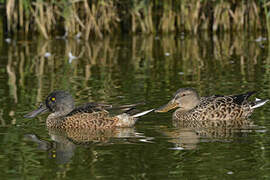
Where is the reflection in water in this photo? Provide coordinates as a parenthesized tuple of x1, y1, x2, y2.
(2, 33, 268, 124)
(24, 127, 145, 165)
(161, 120, 264, 150)
(163, 127, 200, 150)
(3, 33, 268, 103)
(0, 32, 270, 179)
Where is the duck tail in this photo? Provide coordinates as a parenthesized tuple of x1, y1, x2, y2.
(250, 98, 269, 109)
(245, 91, 257, 99)
(233, 91, 256, 105)
(116, 109, 154, 127)
(132, 109, 154, 118)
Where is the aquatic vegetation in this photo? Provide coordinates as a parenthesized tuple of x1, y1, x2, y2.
(4, 0, 270, 39)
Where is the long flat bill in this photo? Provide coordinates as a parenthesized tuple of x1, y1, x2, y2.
(155, 101, 178, 112)
(24, 104, 48, 118)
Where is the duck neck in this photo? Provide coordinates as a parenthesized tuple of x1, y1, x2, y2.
(46, 107, 74, 128)
(174, 108, 188, 115)
(46, 111, 71, 128)
(53, 102, 75, 118)
(48, 110, 71, 119)
(184, 97, 200, 111)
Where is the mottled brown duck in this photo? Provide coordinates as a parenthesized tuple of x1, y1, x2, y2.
(155, 88, 268, 128)
(24, 90, 153, 129)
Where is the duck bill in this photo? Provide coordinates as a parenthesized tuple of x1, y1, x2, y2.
(24, 103, 49, 118)
(155, 100, 179, 112)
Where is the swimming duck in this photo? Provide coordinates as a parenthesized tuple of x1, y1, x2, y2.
(155, 88, 268, 128)
(24, 90, 153, 129)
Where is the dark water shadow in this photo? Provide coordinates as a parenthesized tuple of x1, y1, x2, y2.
(158, 118, 266, 150)
(24, 127, 147, 164)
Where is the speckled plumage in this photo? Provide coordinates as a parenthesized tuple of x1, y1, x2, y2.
(156, 88, 268, 128)
(24, 90, 152, 129)
(46, 110, 121, 129)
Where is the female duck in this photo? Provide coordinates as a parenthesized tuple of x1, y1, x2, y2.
(24, 90, 153, 129)
(155, 88, 268, 128)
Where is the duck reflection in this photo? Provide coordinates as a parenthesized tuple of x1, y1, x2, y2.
(161, 124, 259, 150)
(24, 127, 139, 164)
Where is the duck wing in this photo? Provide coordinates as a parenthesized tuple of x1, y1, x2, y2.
(230, 91, 256, 105)
(67, 102, 145, 116)
(66, 103, 111, 116)
(191, 92, 257, 120)
(199, 91, 256, 107)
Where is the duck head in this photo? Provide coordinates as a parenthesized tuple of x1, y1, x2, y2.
(24, 90, 75, 118)
(155, 88, 200, 112)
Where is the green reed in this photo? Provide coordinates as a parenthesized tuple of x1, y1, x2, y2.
(4, 0, 270, 39)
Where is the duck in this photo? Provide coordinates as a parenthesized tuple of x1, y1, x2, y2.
(24, 90, 153, 129)
(155, 88, 268, 128)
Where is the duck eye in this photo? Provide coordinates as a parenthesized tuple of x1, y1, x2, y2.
(182, 94, 186, 97)
(51, 97, 56, 101)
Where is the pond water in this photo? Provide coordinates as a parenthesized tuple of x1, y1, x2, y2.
(0, 32, 270, 179)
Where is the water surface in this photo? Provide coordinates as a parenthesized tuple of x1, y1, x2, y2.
(0, 33, 270, 179)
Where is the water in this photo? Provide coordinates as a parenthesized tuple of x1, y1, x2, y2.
(0, 33, 270, 179)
